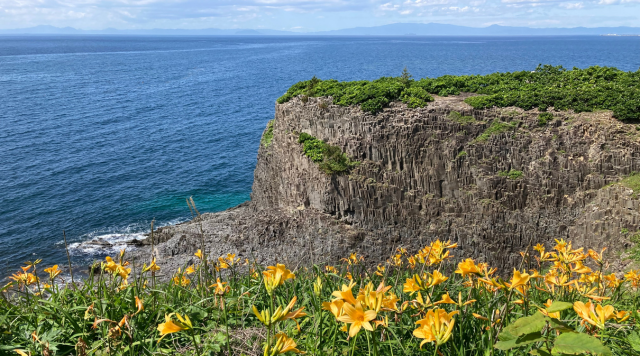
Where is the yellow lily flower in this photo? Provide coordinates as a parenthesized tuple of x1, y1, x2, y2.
(455, 258, 482, 277)
(143, 256, 160, 272)
(615, 310, 630, 322)
(210, 278, 229, 295)
(603, 273, 622, 289)
(157, 313, 192, 342)
(322, 299, 345, 318)
(185, 265, 196, 275)
(573, 301, 615, 329)
(434, 293, 456, 305)
(337, 302, 377, 337)
(44, 265, 62, 280)
(135, 296, 144, 315)
(331, 282, 357, 304)
(194, 249, 203, 260)
(508, 269, 530, 291)
(270, 333, 304, 354)
(413, 308, 458, 347)
(263, 264, 295, 294)
(427, 270, 448, 287)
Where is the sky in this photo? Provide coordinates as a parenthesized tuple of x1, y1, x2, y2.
(0, 0, 639, 31)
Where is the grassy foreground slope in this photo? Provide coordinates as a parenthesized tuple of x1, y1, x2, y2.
(277, 65, 640, 120)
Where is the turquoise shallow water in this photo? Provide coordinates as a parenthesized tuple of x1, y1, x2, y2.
(1, 35, 639, 275)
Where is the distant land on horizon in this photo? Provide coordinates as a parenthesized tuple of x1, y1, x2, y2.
(2, 23, 640, 36)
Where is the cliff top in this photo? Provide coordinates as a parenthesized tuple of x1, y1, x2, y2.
(277, 65, 640, 120)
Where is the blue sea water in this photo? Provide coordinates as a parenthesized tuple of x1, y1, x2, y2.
(1, 35, 639, 275)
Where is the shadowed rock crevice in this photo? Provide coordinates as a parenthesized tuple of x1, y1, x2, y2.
(138, 95, 640, 273)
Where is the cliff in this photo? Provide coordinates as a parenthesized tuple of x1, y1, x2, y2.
(145, 95, 640, 273)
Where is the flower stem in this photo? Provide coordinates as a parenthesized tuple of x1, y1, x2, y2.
(350, 332, 359, 356)
(190, 331, 202, 356)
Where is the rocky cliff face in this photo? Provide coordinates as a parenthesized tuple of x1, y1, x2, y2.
(145, 95, 640, 273)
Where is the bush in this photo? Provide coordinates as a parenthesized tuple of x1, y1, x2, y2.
(538, 112, 553, 126)
(278, 65, 640, 120)
(499, 169, 524, 180)
(298, 133, 357, 174)
(401, 87, 434, 108)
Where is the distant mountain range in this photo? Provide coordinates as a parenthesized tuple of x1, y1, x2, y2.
(1, 23, 639, 36)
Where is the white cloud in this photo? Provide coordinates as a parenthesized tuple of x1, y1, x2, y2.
(403, 0, 454, 7)
(559, 2, 583, 8)
(0, 0, 639, 30)
(379, 2, 401, 11)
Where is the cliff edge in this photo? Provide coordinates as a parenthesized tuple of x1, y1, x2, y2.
(145, 94, 640, 273)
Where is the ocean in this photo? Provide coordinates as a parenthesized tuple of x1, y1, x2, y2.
(1, 35, 639, 276)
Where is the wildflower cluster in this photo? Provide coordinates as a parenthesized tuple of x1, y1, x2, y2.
(1, 238, 639, 356)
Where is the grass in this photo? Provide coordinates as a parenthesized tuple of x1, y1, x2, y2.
(620, 172, 640, 198)
(498, 170, 524, 180)
(2, 236, 639, 356)
(261, 120, 274, 148)
(448, 111, 476, 125)
(278, 65, 640, 120)
(474, 121, 518, 142)
(298, 132, 358, 175)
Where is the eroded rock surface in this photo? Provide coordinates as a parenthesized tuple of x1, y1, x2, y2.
(137, 95, 640, 273)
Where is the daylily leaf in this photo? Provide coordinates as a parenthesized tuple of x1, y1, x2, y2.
(503, 312, 549, 337)
(495, 332, 546, 350)
(551, 333, 612, 356)
(546, 301, 574, 313)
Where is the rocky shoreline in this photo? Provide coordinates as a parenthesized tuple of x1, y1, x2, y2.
(130, 94, 640, 275)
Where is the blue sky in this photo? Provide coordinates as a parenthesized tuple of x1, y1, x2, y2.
(0, 0, 638, 31)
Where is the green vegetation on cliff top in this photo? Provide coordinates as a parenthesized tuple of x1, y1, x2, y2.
(277, 65, 640, 120)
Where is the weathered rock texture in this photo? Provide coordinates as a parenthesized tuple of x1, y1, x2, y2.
(140, 95, 640, 273)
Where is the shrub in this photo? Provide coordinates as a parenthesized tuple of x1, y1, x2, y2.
(499, 169, 524, 180)
(401, 87, 434, 109)
(538, 112, 553, 126)
(298, 133, 357, 174)
(278, 65, 640, 120)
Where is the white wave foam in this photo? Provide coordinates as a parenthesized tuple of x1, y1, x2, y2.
(67, 232, 146, 256)
(65, 217, 189, 257)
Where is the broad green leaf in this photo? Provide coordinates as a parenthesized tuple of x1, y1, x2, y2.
(551, 333, 612, 356)
(530, 348, 552, 356)
(504, 312, 549, 337)
(498, 328, 517, 342)
(548, 318, 574, 333)
(495, 332, 546, 350)
(546, 301, 574, 313)
(627, 331, 640, 352)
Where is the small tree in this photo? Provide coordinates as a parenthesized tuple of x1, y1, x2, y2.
(400, 67, 413, 87)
